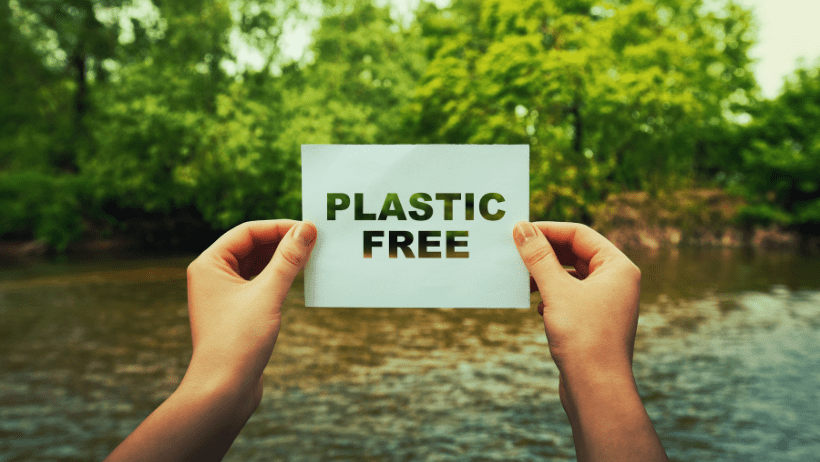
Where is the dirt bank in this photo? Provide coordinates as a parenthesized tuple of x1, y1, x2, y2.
(2, 188, 816, 263)
(591, 188, 804, 251)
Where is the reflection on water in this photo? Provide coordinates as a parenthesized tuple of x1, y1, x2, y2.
(0, 249, 819, 461)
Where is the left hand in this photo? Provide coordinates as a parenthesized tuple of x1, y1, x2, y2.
(105, 220, 317, 462)
(183, 219, 317, 415)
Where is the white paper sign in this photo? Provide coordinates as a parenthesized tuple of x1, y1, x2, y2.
(302, 145, 529, 308)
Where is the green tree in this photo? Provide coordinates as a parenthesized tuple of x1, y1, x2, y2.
(1, 2, 71, 171)
(410, 0, 756, 221)
(11, 0, 126, 171)
(1, 0, 126, 247)
(278, 0, 427, 151)
(85, 0, 311, 235)
(736, 62, 820, 233)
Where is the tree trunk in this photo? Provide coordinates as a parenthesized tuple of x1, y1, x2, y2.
(64, 49, 87, 173)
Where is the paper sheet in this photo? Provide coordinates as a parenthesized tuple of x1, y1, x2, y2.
(301, 145, 529, 308)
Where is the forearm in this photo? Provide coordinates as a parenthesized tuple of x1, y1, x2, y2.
(558, 374, 589, 462)
(561, 366, 668, 462)
(105, 369, 258, 462)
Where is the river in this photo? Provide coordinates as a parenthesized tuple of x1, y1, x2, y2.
(1, 248, 819, 461)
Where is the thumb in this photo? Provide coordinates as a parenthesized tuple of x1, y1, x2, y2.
(258, 221, 317, 304)
(513, 221, 568, 292)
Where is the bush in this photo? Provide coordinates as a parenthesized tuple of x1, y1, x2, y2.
(0, 171, 83, 251)
(735, 62, 820, 233)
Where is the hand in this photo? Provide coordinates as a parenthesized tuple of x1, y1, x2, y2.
(513, 221, 640, 380)
(106, 220, 317, 462)
(514, 221, 667, 462)
(184, 219, 317, 410)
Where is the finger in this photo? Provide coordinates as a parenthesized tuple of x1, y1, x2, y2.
(205, 220, 298, 275)
(534, 222, 628, 275)
(514, 221, 569, 292)
(258, 221, 317, 304)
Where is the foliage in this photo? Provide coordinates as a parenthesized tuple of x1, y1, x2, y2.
(3, 0, 819, 251)
(10, 0, 127, 171)
(0, 1, 74, 171)
(84, 0, 312, 230)
(735, 62, 820, 231)
(409, 0, 756, 220)
(279, 1, 426, 149)
(0, 171, 83, 250)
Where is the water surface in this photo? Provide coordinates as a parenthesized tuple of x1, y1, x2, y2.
(0, 248, 818, 461)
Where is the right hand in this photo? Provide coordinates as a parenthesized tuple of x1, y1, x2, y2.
(514, 222, 670, 462)
(513, 221, 642, 382)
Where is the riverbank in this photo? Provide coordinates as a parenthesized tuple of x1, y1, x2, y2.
(0, 236, 187, 264)
(591, 188, 818, 252)
(2, 188, 817, 263)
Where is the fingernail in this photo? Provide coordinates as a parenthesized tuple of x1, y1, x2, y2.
(293, 222, 316, 246)
(514, 221, 538, 246)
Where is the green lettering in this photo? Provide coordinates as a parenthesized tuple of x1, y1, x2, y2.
(479, 193, 505, 221)
(435, 193, 461, 220)
(389, 231, 415, 258)
(363, 231, 383, 258)
(409, 193, 433, 220)
(465, 193, 474, 220)
(378, 193, 407, 220)
(355, 193, 376, 220)
(446, 231, 469, 258)
(418, 231, 441, 258)
(327, 193, 350, 220)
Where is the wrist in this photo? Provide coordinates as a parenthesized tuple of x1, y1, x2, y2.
(558, 352, 634, 384)
(562, 364, 638, 402)
(557, 353, 639, 414)
(562, 359, 651, 431)
(550, 339, 633, 380)
(558, 363, 668, 462)
(180, 356, 262, 423)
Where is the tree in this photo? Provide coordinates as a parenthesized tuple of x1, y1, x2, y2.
(736, 61, 820, 233)
(1, 1, 71, 171)
(278, 0, 427, 150)
(85, 0, 306, 232)
(409, 0, 756, 221)
(0, 0, 127, 247)
(12, 0, 126, 171)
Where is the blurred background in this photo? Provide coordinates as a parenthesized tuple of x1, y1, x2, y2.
(1, 0, 819, 461)
(1, 0, 820, 252)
